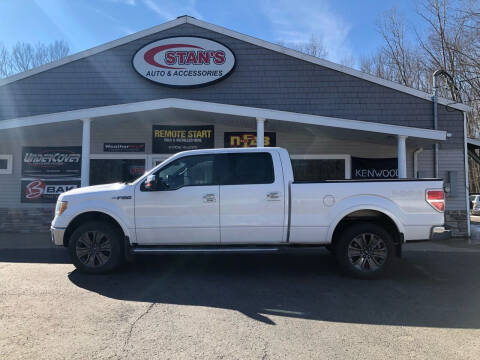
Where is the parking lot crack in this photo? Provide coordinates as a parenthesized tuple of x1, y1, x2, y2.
(122, 302, 156, 351)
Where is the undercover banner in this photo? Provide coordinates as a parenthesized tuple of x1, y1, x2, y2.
(224, 132, 276, 148)
(22, 146, 81, 178)
(152, 125, 214, 153)
(351, 157, 398, 179)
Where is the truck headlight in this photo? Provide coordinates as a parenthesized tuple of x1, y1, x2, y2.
(55, 201, 68, 216)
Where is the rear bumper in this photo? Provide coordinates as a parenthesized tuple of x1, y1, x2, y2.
(430, 226, 451, 241)
(50, 227, 66, 246)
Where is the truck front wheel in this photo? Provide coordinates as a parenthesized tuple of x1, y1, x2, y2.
(68, 221, 124, 274)
(335, 222, 394, 279)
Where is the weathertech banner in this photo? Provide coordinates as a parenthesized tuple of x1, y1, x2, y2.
(152, 125, 214, 153)
(104, 143, 145, 152)
(351, 157, 398, 179)
(224, 132, 276, 148)
(22, 147, 81, 177)
(21, 179, 80, 203)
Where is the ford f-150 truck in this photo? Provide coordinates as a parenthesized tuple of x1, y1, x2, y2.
(51, 147, 448, 278)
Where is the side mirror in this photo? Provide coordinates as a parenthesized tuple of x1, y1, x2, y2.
(144, 174, 157, 191)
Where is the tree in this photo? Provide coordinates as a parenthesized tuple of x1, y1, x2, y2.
(0, 40, 69, 78)
(361, 0, 480, 191)
(278, 34, 328, 59)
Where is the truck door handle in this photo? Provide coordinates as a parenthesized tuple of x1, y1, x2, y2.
(203, 193, 216, 203)
(266, 192, 281, 200)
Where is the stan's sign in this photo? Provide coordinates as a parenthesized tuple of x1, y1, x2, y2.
(132, 37, 236, 87)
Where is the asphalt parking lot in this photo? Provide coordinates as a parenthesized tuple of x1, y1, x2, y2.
(1, 233, 480, 360)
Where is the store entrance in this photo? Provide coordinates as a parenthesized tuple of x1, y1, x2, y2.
(150, 155, 170, 169)
(90, 158, 146, 185)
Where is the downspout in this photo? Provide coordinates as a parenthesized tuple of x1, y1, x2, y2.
(464, 111, 471, 238)
(432, 69, 455, 178)
(413, 148, 423, 178)
(432, 70, 443, 178)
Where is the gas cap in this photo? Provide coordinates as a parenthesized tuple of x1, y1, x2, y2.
(323, 195, 335, 207)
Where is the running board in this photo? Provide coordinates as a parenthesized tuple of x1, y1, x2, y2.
(130, 246, 282, 254)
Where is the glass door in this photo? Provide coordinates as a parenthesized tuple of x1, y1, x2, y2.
(150, 155, 170, 170)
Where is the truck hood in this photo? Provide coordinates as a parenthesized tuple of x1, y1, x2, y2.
(59, 182, 132, 201)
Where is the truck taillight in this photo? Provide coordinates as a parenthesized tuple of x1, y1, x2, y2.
(426, 189, 445, 212)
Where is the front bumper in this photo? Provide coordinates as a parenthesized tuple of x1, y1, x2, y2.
(50, 227, 66, 246)
(430, 226, 451, 241)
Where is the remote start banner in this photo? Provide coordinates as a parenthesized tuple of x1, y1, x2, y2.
(152, 125, 214, 153)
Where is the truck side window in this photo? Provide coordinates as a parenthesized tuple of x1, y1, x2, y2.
(220, 153, 274, 185)
(154, 154, 216, 190)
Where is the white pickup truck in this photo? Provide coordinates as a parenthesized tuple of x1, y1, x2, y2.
(51, 147, 448, 278)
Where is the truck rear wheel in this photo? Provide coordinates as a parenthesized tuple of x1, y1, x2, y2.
(68, 221, 124, 274)
(335, 222, 394, 279)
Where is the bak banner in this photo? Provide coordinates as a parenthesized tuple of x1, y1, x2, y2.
(152, 125, 214, 153)
(21, 179, 80, 203)
(22, 147, 81, 178)
(352, 157, 398, 179)
(224, 132, 276, 148)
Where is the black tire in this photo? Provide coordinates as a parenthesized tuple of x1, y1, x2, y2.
(335, 222, 394, 279)
(68, 221, 124, 274)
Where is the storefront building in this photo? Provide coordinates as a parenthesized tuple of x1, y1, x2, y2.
(0, 16, 471, 235)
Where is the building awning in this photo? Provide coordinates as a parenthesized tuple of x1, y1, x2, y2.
(0, 98, 447, 141)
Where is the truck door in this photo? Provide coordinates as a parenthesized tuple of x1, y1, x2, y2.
(219, 151, 285, 244)
(134, 154, 220, 245)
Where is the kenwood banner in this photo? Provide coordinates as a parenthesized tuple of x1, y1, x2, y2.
(224, 132, 276, 148)
(152, 125, 214, 153)
(21, 179, 80, 203)
(132, 37, 236, 87)
(352, 157, 398, 179)
(22, 147, 81, 177)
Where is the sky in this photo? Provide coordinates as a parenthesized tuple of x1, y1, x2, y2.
(0, 0, 424, 67)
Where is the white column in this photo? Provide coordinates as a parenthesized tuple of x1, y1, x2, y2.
(81, 118, 91, 187)
(256, 117, 265, 147)
(397, 135, 407, 179)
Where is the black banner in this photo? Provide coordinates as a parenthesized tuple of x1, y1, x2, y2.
(352, 157, 398, 179)
(152, 125, 214, 153)
(22, 147, 81, 178)
(21, 179, 80, 203)
(224, 132, 276, 148)
(104, 143, 145, 152)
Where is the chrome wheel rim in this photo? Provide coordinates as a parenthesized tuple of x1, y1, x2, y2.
(75, 231, 112, 268)
(347, 233, 388, 272)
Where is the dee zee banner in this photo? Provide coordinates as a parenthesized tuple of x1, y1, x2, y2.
(224, 132, 276, 148)
(152, 125, 214, 153)
(21, 179, 80, 203)
(352, 157, 398, 179)
(104, 143, 145, 153)
(22, 147, 81, 178)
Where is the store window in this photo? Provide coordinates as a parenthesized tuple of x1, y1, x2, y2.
(291, 155, 350, 182)
(90, 159, 146, 185)
(0, 155, 13, 174)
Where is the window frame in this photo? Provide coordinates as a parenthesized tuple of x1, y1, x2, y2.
(290, 154, 351, 180)
(218, 152, 275, 186)
(143, 154, 219, 191)
(0, 154, 13, 175)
